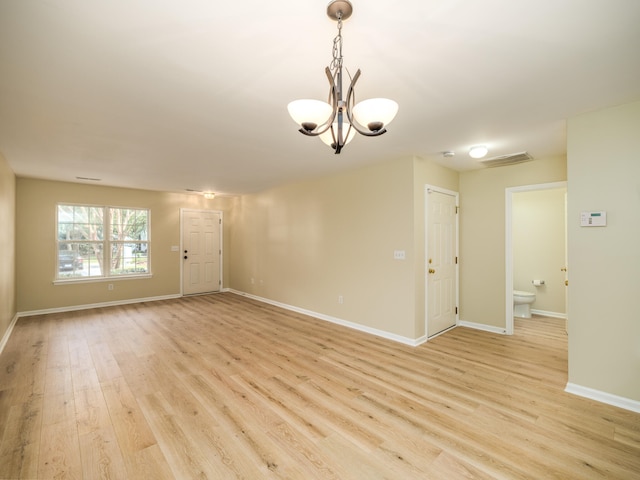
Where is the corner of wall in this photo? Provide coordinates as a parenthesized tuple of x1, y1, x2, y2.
(0, 151, 17, 349)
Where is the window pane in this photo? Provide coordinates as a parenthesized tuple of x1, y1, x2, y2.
(58, 242, 104, 278)
(57, 206, 104, 241)
(110, 208, 148, 241)
(57, 205, 74, 222)
(110, 242, 149, 275)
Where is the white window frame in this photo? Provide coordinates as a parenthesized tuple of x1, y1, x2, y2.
(55, 203, 152, 284)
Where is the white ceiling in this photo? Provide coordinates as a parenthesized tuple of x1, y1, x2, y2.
(1, 0, 639, 195)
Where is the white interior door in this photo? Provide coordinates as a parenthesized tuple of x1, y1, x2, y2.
(426, 188, 458, 338)
(182, 209, 221, 295)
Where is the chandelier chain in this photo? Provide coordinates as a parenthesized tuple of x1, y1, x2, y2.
(330, 13, 343, 73)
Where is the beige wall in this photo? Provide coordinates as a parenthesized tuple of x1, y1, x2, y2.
(0, 152, 16, 344)
(567, 100, 640, 401)
(16, 178, 232, 312)
(228, 156, 459, 340)
(458, 156, 567, 329)
(513, 188, 566, 315)
(14, 156, 459, 341)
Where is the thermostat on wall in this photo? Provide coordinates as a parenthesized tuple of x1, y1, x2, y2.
(580, 211, 607, 227)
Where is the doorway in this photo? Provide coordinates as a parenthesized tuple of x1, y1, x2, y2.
(505, 182, 567, 335)
(425, 186, 459, 338)
(181, 209, 223, 295)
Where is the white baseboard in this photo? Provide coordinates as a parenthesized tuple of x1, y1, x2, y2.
(531, 309, 567, 319)
(457, 320, 507, 335)
(565, 383, 640, 413)
(229, 290, 426, 347)
(17, 294, 182, 318)
(0, 313, 19, 356)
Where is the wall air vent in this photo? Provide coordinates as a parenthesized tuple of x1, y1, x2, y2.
(479, 151, 533, 168)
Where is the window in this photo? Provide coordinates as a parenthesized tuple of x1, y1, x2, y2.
(56, 204, 150, 281)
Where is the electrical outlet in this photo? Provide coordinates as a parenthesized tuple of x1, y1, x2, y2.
(394, 250, 406, 260)
(338, 295, 344, 304)
(108, 284, 114, 291)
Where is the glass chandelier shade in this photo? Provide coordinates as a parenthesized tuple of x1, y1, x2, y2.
(351, 98, 399, 132)
(287, 100, 333, 132)
(288, 0, 398, 154)
(320, 121, 357, 147)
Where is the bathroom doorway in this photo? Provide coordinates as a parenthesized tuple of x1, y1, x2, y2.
(505, 182, 567, 335)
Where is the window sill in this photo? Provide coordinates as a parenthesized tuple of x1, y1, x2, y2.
(53, 274, 153, 286)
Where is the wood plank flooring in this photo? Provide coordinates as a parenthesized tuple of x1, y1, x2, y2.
(1, 292, 639, 479)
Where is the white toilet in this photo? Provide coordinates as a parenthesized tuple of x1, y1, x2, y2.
(513, 290, 536, 318)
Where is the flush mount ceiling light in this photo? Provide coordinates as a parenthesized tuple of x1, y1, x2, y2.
(469, 145, 489, 159)
(203, 192, 216, 199)
(288, 0, 398, 154)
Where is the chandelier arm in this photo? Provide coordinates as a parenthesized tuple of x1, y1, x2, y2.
(343, 68, 389, 137)
(351, 126, 388, 137)
(297, 67, 339, 138)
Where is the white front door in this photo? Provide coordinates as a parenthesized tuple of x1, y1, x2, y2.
(426, 188, 458, 337)
(181, 209, 222, 295)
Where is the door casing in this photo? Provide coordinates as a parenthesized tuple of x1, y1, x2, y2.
(505, 181, 567, 334)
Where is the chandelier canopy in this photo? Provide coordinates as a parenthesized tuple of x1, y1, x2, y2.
(288, 0, 398, 154)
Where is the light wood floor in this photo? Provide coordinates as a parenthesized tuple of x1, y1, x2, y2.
(1, 293, 639, 479)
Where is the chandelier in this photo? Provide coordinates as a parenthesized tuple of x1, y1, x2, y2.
(288, 0, 398, 154)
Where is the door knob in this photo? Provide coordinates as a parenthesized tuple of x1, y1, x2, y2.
(184, 255, 188, 260)
(565, 280, 569, 286)
(560, 267, 567, 272)
(429, 268, 436, 274)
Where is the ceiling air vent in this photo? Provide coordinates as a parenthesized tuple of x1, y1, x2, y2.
(479, 151, 533, 168)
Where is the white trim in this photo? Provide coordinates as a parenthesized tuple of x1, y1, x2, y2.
(457, 320, 507, 335)
(229, 290, 426, 347)
(427, 325, 457, 340)
(565, 383, 640, 413)
(531, 309, 567, 319)
(505, 181, 567, 335)
(425, 185, 459, 340)
(53, 274, 153, 286)
(0, 313, 19, 355)
(17, 294, 181, 318)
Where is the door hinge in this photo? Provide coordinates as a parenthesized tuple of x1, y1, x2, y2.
(456, 206, 459, 214)
(455, 256, 458, 264)
(455, 306, 458, 315)
(219, 218, 222, 224)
